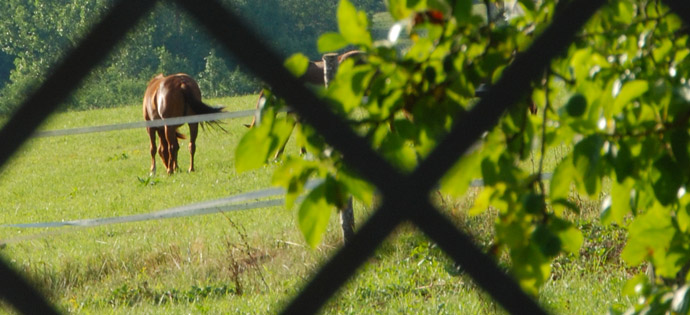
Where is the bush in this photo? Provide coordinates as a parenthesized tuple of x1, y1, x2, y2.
(198, 50, 259, 97)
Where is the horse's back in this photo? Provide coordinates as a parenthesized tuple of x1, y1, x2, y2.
(302, 62, 325, 85)
(170, 73, 202, 100)
(299, 50, 364, 86)
(156, 73, 205, 118)
(338, 50, 364, 64)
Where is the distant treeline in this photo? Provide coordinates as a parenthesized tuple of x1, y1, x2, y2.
(0, 0, 385, 114)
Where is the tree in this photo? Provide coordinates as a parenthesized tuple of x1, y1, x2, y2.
(236, 0, 690, 312)
(0, 52, 14, 86)
(0, 0, 351, 113)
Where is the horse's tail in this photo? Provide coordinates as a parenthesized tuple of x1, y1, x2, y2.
(180, 85, 226, 131)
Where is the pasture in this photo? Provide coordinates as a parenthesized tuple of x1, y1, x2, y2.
(0, 94, 632, 314)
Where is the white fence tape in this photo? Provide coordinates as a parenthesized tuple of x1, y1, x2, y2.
(3, 173, 552, 231)
(0, 181, 323, 245)
(3, 179, 323, 229)
(0, 173, 553, 245)
(32, 109, 256, 138)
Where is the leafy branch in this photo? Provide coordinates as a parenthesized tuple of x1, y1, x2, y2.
(235, 0, 690, 312)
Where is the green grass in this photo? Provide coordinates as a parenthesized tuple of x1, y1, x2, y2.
(0, 94, 634, 314)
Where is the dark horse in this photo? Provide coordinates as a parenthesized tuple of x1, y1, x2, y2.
(143, 73, 223, 174)
(246, 50, 364, 128)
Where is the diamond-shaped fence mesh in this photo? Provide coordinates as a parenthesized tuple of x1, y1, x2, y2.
(3, 0, 690, 314)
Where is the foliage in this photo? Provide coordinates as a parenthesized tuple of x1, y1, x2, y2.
(198, 49, 259, 98)
(236, 0, 690, 312)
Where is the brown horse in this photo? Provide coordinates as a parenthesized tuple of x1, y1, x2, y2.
(143, 73, 223, 174)
(246, 50, 365, 128)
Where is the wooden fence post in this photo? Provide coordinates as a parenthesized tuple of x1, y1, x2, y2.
(322, 53, 339, 85)
(323, 53, 355, 245)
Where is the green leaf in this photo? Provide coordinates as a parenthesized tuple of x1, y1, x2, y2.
(565, 93, 587, 117)
(480, 157, 498, 186)
(440, 149, 483, 197)
(655, 250, 687, 282)
(653, 38, 673, 62)
(469, 186, 495, 216)
(406, 37, 435, 62)
(387, 0, 413, 20)
(622, 274, 650, 297)
(510, 244, 551, 295)
(517, 0, 535, 11)
(337, 0, 372, 47)
(496, 215, 531, 249)
(317, 32, 348, 53)
(613, 141, 634, 182)
(678, 201, 690, 233)
(613, 80, 648, 113)
(551, 199, 580, 216)
(267, 117, 297, 159)
(675, 48, 690, 64)
(522, 193, 545, 215)
(570, 48, 592, 81)
(602, 176, 634, 225)
(621, 205, 674, 267)
(573, 135, 604, 196)
(652, 154, 683, 206)
(296, 123, 326, 156)
(380, 133, 418, 172)
(552, 220, 584, 255)
(284, 53, 310, 78)
(298, 181, 333, 248)
(235, 106, 295, 173)
(453, 0, 472, 24)
(550, 155, 575, 203)
(235, 109, 275, 172)
(613, 0, 634, 24)
(337, 167, 375, 207)
(557, 226, 583, 255)
(671, 129, 690, 168)
(272, 157, 321, 209)
(531, 225, 561, 257)
(326, 60, 373, 114)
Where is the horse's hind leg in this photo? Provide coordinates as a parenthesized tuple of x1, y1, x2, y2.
(156, 128, 169, 171)
(188, 123, 198, 172)
(147, 127, 157, 174)
(164, 125, 180, 174)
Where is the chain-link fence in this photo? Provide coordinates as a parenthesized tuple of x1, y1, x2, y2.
(3, 0, 690, 314)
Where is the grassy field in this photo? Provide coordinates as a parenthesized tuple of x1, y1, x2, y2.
(0, 94, 634, 314)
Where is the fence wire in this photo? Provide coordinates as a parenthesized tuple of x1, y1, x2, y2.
(32, 110, 255, 138)
(2, 0, 690, 314)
